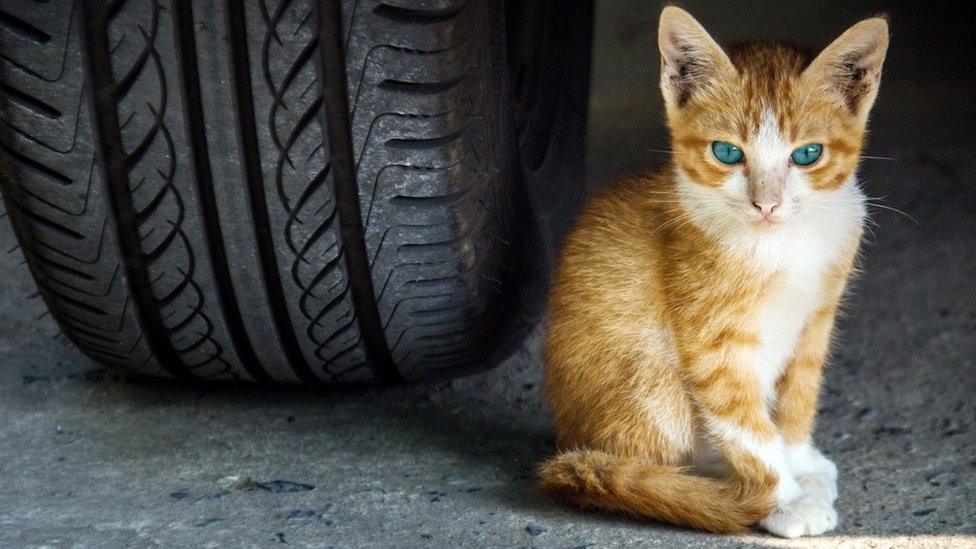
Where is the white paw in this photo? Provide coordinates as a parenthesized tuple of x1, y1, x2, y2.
(775, 474, 803, 505)
(787, 444, 838, 504)
(797, 471, 837, 504)
(760, 495, 839, 538)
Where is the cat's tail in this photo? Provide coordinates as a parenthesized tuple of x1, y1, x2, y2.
(538, 449, 774, 533)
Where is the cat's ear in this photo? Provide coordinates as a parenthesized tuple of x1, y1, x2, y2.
(802, 17, 889, 118)
(658, 6, 735, 109)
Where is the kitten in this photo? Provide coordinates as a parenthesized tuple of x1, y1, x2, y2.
(539, 7, 888, 538)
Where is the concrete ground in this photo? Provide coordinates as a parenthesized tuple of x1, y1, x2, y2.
(2, 1, 974, 547)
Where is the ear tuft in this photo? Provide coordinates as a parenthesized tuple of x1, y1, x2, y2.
(804, 17, 890, 116)
(658, 7, 734, 108)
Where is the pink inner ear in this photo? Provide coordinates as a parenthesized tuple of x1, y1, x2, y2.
(834, 55, 874, 112)
(805, 19, 888, 113)
(659, 19, 733, 107)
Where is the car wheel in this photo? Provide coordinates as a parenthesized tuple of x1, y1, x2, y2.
(0, 0, 591, 383)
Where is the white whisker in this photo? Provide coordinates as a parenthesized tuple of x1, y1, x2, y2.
(860, 155, 900, 161)
(866, 203, 919, 224)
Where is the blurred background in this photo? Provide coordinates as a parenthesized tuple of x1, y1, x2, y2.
(1, 1, 973, 546)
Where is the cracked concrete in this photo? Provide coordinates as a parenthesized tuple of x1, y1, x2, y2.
(1, 1, 974, 547)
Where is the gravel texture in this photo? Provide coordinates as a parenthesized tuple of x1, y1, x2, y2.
(1, 1, 974, 547)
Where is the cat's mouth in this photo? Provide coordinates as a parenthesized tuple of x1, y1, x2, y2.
(751, 214, 787, 228)
(745, 202, 792, 227)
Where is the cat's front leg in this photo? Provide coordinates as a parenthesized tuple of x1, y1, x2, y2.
(682, 343, 805, 527)
(765, 298, 848, 536)
(685, 340, 836, 538)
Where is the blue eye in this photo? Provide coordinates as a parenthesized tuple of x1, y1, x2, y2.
(711, 141, 744, 165)
(791, 143, 823, 166)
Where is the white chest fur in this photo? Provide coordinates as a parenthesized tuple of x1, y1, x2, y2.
(687, 181, 863, 483)
(677, 167, 866, 406)
(753, 265, 824, 404)
(747, 184, 864, 405)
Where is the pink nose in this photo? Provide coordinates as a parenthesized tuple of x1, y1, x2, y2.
(752, 200, 780, 216)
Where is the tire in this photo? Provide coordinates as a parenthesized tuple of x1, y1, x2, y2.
(0, 0, 547, 384)
(506, 0, 593, 314)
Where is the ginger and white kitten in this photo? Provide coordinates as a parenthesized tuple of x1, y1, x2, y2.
(539, 7, 888, 538)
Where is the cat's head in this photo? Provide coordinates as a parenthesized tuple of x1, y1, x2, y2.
(658, 7, 888, 229)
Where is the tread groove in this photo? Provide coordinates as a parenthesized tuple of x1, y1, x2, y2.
(0, 81, 63, 118)
(376, 74, 467, 95)
(385, 125, 468, 150)
(173, 0, 271, 382)
(371, 3, 465, 25)
(0, 143, 72, 185)
(225, 0, 320, 384)
(79, 0, 192, 379)
(317, 0, 401, 383)
(0, 9, 53, 44)
(389, 185, 472, 208)
(12, 198, 85, 239)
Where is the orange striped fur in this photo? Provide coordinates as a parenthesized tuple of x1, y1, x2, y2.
(539, 7, 888, 538)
